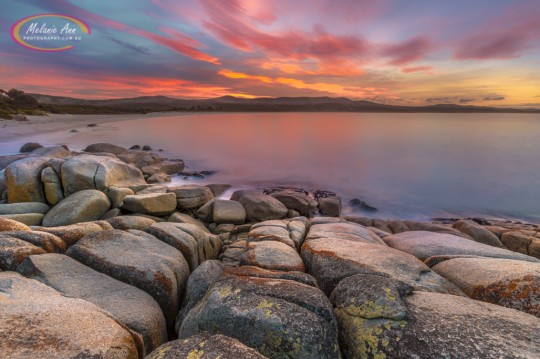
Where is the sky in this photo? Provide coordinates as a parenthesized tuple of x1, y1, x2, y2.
(1, 0, 540, 107)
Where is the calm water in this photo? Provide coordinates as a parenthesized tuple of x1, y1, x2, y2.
(2, 112, 540, 222)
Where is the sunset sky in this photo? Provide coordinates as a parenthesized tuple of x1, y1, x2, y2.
(2, 0, 540, 107)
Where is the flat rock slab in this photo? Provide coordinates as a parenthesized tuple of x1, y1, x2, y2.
(306, 221, 385, 245)
(147, 333, 267, 359)
(432, 257, 540, 317)
(18, 253, 167, 355)
(0, 213, 44, 226)
(248, 217, 308, 249)
(0, 272, 139, 359)
(179, 269, 340, 359)
(383, 231, 540, 263)
(42, 190, 111, 227)
(0, 235, 46, 270)
(106, 215, 156, 231)
(35, 221, 111, 247)
(0, 202, 50, 215)
(241, 240, 305, 272)
(0, 231, 65, 253)
(301, 237, 463, 296)
(66, 229, 190, 337)
(330, 272, 540, 359)
(122, 193, 177, 216)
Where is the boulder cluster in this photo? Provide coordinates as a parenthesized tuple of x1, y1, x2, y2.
(0, 143, 539, 358)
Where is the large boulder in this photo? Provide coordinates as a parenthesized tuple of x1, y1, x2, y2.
(432, 257, 540, 317)
(501, 231, 532, 254)
(231, 190, 288, 222)
(42, 190, 110, 227)
(168, 212, 209, 232)
(270, 190, 318, 217)
(0, 154, 27, 171)
(5, 157, 49, 203)
(330, 273, 540, 358)
(301, 237, 463, 296)
(178, 266, 341, 359)
(141, 161, 185, 175)
(147, 333, 267, 359)
(84, 143, 129, 155)
(168, 185, 214, 210)
(18, 254, 167, 355)
(248, 217, 308, 249)
(0, 272, 140, 359)
(241, 240, 305, 272)
(403, 221, 470, 238)
(383, 231, 540, 264)
(0, 202, 49, 215)
(61, 155, 146, 196)
(1, 230, 65, 253)
(121, 193, 177, 216)
(0, 235, 46, 270)
(66, 229, 190, 337)
(146, 222, 221, 271)
(213, 199, 246, 224)
(318, 196, 342, 217)
(453, 219, 504, 247)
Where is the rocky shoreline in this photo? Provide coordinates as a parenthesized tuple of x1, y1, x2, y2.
(0, 142, 539, 358)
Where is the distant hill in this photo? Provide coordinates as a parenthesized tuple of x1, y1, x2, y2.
(24, 92, 540, 115)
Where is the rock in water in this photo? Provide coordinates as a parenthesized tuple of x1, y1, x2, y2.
(5, 157, 49, 203)
(0, 272, 140, 359)
(230, 190, 288, 222)
(66, 229, 190, 337)
(42, 190, 111, 227)
(83, 143, 129, 155)
(18, 253, 167, 355)
(19, 142, 43, 153)
(146, 333, 267, 359)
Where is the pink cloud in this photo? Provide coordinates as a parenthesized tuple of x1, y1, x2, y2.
(453, 6, 540, 60)
(382, 37, 432, 65)
(401, 66, 433, 73)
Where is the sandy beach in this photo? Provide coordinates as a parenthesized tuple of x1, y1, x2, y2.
(0, 112, 187, 145)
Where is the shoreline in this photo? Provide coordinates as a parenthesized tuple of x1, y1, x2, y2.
(0, 111, 196, 144)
